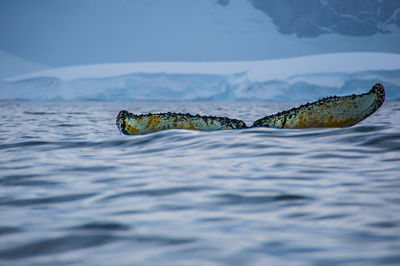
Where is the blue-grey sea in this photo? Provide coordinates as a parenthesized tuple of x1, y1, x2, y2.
(1, 101, 400, 266)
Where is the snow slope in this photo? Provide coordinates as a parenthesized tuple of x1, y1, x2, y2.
(8, 52, 400, 82)
(1, 53, 400, 101)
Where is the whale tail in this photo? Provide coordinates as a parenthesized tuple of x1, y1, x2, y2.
(116, 83, 385, 135)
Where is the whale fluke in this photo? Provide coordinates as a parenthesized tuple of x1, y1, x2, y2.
(116, 83, 385, 135)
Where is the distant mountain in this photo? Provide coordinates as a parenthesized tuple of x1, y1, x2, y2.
(246, 0, 400, 37)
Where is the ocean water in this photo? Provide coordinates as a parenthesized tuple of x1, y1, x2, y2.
(0, 101, 399, 265)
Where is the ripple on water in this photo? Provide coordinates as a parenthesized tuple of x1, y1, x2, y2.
(0, 193, 96, 207)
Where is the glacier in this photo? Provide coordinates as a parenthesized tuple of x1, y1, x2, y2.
(1, 53, 400, 102)
(2, 70, 400, 102)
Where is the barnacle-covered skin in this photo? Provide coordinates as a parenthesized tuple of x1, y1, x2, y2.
(116, 111, 248, 135)
(252, 83, 385, 129)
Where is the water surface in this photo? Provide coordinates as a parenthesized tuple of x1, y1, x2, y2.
(1, 101, 400, 265)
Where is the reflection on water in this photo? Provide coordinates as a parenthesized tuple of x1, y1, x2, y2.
(0, 101, 400, 265)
